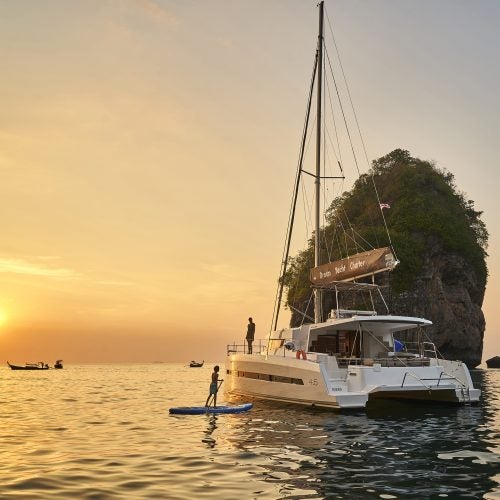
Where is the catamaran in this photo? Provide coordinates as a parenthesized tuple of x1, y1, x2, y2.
(225, 1, 480, 409)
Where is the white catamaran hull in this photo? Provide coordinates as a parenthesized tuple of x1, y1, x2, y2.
(226, 352, 480, 409)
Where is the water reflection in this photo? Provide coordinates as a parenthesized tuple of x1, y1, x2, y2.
(1, 364, 498, 499)
(203, 415, 218, 448)
(221, 370, 500, 499)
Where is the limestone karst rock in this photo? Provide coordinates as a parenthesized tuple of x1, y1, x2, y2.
(486, 356, 500, 368)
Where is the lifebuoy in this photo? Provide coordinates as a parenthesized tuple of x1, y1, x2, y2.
(296, 350, 307, 360)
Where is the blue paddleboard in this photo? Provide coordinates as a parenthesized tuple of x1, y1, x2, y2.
(169, 403, 253, 415)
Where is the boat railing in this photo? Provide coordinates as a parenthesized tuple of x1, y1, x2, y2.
(401, 371, 433, 390)
(328, 309, 377, 319)
(437, 371, 467, 389)
(422, 341, 438, 359)
(227, 337, 310, 357)
(340, 357, 363, 367)
(341, 357, 431, 368)
(387, 340, 438, 359)
(226, 340, 267, 356)
(402, 369, 467, 390)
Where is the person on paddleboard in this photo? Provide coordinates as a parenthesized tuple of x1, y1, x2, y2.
(205, 365, 223, 408)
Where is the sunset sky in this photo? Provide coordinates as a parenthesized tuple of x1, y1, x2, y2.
(0, 0, 499, 364)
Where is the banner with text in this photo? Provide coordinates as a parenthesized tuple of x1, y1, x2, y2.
(310, 246, 397, 286)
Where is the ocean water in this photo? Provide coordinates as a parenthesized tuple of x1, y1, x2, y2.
(0, 364, 499, 499)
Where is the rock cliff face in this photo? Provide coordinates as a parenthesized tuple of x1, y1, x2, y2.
(486, 356, 500, 368)
(388, 243, 486, 368)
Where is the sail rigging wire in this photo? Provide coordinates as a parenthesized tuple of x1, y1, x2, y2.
(323, 45, 362, 178)
(321, 62, 330, 268)
(288, 302, 315, 325)
(297, 108, 319, 248)
(329, 217, 376, 257)
(325, 7, 396, 257)
(346, 226, 376, 252)
(322, 70, 347, 263)
(271, 46, 319, 332)
(334, 211, 350, 259)
(333, 226, 344, 262)
(345, 201, 382, 253)
(339, 205, 362, 254)
(368, 209, 381, 248)
(322, 81, 348, 263)
(324, 41, 375, 260)
(324, 73, 344, 170)
(299, 292, 315, 327)
(301, 176, 313, 241)
(325, 179, 347, 262)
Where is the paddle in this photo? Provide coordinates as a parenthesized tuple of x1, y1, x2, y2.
(206, 379, 224, 408)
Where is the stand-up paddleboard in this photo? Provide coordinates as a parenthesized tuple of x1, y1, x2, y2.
(169, 403, 253, 415)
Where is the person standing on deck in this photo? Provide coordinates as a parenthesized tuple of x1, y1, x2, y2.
(246, 317, 255, 354)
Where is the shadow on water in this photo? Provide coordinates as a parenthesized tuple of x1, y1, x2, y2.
(218, 369, 500, 499)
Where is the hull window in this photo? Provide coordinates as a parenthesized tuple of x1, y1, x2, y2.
(227, 369, 304, 385)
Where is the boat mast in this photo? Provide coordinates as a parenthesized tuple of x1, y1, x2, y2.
(314, 1, 324, 323)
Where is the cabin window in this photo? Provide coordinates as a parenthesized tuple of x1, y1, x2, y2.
(309, 331, 360, 357)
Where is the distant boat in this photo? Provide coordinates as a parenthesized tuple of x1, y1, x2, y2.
(7, 361, 50, 370)
(189, 360, 204, 368)
(54, 360, 63, 369)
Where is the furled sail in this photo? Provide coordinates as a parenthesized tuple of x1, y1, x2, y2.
(310, 246, 398, 286)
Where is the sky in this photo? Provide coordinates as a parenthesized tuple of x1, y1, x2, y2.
(0, 0, 499, 364)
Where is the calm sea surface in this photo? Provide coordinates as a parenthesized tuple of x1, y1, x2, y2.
(0, 363, 499, 499)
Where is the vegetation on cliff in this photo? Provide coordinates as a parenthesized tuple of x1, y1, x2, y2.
(284, 149, 488, 315)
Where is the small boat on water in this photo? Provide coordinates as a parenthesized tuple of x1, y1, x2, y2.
(54, 360, 63, 369)
(189, 360, 204, 368)
(7, 361, 50, 370)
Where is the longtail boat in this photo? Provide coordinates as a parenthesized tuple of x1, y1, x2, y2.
(7, 361, 50, 370)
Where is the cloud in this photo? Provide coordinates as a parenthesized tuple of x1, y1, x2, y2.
(0, 256, 138, 288)
(0, 257, 81, 279)
(133, 0, 178, 24)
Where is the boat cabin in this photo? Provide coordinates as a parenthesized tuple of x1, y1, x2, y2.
(268, 310, 433, 367)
